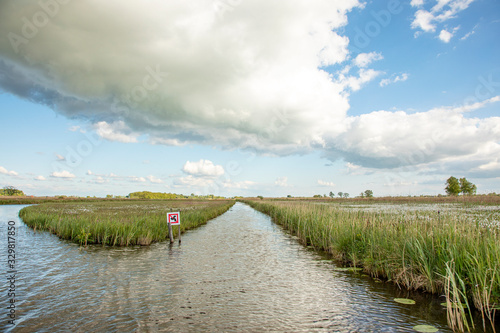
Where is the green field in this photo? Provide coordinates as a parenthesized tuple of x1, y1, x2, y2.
(19, 200, 234, 246)
(245, 198, 500, 331)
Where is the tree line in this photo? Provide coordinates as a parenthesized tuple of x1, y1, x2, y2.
(128, 191, 225, 200)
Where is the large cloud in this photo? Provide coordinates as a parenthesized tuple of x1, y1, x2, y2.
(0, 0, 357, 155)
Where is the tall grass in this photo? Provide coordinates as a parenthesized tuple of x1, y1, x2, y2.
(245, 199, 500, 331)
(19, 200, 234, 246)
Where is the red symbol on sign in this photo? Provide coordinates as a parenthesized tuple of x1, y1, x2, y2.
(168, 212, 180, 225)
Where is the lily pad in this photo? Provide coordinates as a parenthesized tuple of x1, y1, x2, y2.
(394, 298, 416, 305)
(413, 324, 439, 332)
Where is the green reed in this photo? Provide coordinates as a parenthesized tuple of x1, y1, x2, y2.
(19, 200, 234, 246)
(245, 199, 499, 331)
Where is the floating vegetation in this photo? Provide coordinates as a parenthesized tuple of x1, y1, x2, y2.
(412, 324, 439, 332)
(394, 298, 416, 305)
(19, 200, 235, 246)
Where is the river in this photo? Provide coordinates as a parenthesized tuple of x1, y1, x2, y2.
(0, 202, 475, 332)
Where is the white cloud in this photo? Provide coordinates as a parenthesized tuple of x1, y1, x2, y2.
(51, 170, 76, 179)
(147, 175, 163, 184)
(411, 0, 425, 6)
(0, 166, 18, 176)
(130, 176, 147, 183)
(93, 176, 107, 184)
(94, 121, 139, 143)
(380, 73, 409, 87)
(87, 170, 93, 175)
(174, 175, 214, 188)
(56, 154, 65, 161)
(275, 177, 289, 187)
(318, 180, 336, 187)
(326, 97, 500, 170)
(340, 68, 383, 92)
(353, 52, 383, 68)
(411, 1, 476, 36)
(34, 175, 46, 181)
(412, 9, 436, 32)
(438, 26, 459, 43)
(460, 30, 474, 41)
(183, 160, 224, 177)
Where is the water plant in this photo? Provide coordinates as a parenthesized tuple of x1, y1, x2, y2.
(19, 200, 234, 246)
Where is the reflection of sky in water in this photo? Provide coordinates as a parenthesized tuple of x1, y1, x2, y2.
(0, 203, 457, 332)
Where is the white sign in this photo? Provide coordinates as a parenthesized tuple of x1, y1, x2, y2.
(167, 212, 180, 225)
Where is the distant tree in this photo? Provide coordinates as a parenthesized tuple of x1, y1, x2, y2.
(459, 178, 477, 195)
(445, 177, 461, 196)
(359, 192, 364, 198)
(343, 193, 350, 198)
(364, 190, 374, 198)
(338, 192, 343, 198)
(257, 195, 264, 200)
(313, 194, 322, 198)
(2, 186, 24, 196)
(287, 194, 292, 198)
(329, 191, 334, 198)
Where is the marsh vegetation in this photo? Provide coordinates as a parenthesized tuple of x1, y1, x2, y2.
(19, 200, 234, 246)
(245, 199, 500, 331)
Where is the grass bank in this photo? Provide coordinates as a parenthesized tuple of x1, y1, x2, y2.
(19, 200, 234, 246)
(245, 199, 499, 331)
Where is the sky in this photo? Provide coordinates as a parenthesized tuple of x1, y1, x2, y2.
(0, 0, 499, 198)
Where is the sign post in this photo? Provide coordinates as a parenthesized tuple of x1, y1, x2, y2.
(167, 212, 181, 244)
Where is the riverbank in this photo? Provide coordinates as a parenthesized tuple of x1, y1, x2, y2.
(19, 200, 234, 246)
(244, 199, 500, 331)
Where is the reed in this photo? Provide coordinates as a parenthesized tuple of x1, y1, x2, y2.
(244, 199, 500, 331)
(19, 200, 234, 246)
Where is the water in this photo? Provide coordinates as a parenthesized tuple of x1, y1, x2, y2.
(0, 202, 487, 332)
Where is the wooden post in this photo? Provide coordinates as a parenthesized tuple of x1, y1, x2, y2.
(178, 224, 181, 244)
(167, 220, 174, 244)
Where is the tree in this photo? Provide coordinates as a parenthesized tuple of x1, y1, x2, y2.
(343, 193, 350, 198)
(329, 191, 334, 198)
(445, 176, 461, 196)
(338, 192, 343, 198)
(2, 186, 24, 196)
(459, 178, 477, 195)
(359, 192, 364, 198)
(364, 190, 373, 198)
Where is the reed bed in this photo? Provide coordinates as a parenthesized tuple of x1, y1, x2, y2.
(245, 199, 500, 331)
(19, 200, 234, 246)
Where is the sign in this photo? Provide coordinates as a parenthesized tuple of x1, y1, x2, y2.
(167, 212, 180, 226)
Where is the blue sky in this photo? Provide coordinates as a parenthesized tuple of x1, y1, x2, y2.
(0, 0, 499, 198)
